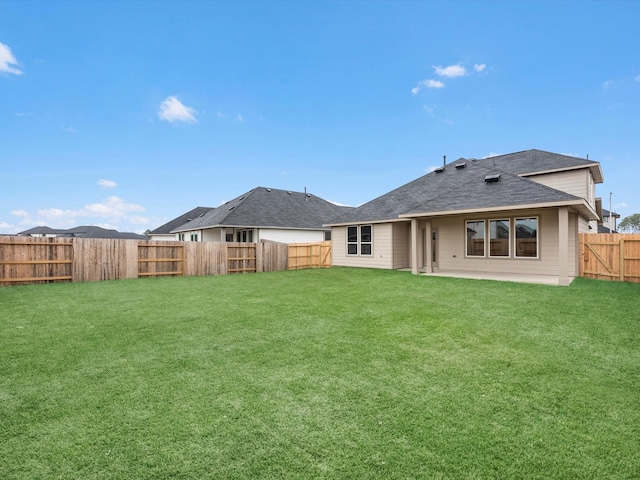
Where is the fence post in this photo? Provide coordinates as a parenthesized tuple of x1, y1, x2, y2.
(620, 239, 625, 282)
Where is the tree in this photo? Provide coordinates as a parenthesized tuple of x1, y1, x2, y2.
(618, 213, 640, 233)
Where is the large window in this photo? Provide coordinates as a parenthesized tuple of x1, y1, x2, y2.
(466, 217, 538, 259)
(466, 220, 485, 257)
(347, 225, 373, 256)
(515, 217, 538, 258)
(489, 219, 510, 257)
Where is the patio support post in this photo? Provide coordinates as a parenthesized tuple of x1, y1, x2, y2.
(411, 218, 419, 275)
(558, 207, 570, 286)
(424, 220, 433, 273)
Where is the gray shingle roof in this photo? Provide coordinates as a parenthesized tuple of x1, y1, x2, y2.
(327, 150, 600, 225)
(149, 206, 213, 234)
(18, 225, 147, 239)
(172, 187, 352, 233)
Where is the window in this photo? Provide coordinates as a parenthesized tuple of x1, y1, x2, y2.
(346, 225, 373, 256)
(489, 219, 510, 257)
(235, 229, 254, 243)
(515, 217, 538, 258)
(190, 232, 199, 241)
(347, 226, 358, 255)
(466, 220, 485, 257)
(178, 233, 185, 241)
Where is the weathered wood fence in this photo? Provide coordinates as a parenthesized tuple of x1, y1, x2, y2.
(0, 237, 292, 286)
(579, 233, 640, 283)
(288, 241, 332, 270)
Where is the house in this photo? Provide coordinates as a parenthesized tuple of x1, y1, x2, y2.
(598, 208, 620, 233)
(166, 187, 352, 243)
(325, 149, 604, 286)
(18, 225, 147, 240)
(148, 206, 214, 241)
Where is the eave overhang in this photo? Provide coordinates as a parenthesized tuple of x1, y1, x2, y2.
(399, 199, 600, 222)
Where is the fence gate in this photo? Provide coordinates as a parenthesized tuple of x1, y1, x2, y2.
(288, 241, 332, 270)
(227, 243, 257, 274)
(138, 243, 185, 278)
(580, 233, 640, 283)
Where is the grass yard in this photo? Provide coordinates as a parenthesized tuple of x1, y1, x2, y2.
(1, 268, 639, 479)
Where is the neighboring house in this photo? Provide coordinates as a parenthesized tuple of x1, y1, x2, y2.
(598, 208, 620, 233)
(18, 225, 147, 240)
(169, 187, 352, 243)
(148, 206, 214, 241)
(326, 149, 604, 285)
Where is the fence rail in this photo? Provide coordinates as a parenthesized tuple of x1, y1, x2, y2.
(579, 233, 640, 283)
(0, 237, 295, 286)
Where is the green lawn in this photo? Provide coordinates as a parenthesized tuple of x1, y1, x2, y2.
(1, 268, 639, 479)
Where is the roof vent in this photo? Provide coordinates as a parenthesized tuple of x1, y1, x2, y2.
(434, 166, 444, 173)
(287, 191, 292, 194)
(484, 174, 501, 183)
(228, 206, 235, 210)
(306, 193, 311, 198)
(198, 213, 205, 217)
(266, 188, 271, 192)
(455, 162, 466, 169)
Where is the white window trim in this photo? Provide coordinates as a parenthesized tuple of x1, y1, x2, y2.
(465, 217, 539, 259)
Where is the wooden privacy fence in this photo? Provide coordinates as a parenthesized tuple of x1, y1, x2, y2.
(0, 237, 291, 286)
(288, 241, 332, 270)
(579, 233, 640, 283)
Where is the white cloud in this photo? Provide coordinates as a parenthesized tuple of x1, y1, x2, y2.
(0, 42, 23, 75)
(237, 114, 244, 122)
(158, 96, 197, 123)
(602, 79, 616, 90)
(10, 196, 147, 230)
(635, 75, 640, 82)
(411, 79, 445, 95)
(216, 111, 226, 119)
(61, 126, 76, 133)
(434, 64, 466, 78)
(474, 64, 486, 72)
(98, 179, 117, 189)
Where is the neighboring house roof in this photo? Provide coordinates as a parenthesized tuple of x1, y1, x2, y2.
(172, 187, 352, 233)
(327, 149, 601, 225)
(602, 209, 620, 218)
(18, 225, 147, 239)
(149, 206, 214, 235)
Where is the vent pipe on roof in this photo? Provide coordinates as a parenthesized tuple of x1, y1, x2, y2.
(443, 155, 446, 167)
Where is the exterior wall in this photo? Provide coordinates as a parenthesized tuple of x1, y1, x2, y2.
(148, 234, 177, 241)
(202, 228, 225, 242)
(431, 208, 578, 278)
(392, 222, 411, 269)
(332, 223, 394, 269)
(258, 228, 325, 244)
(526, 169, 591, 203)
(577, 215, 591, 234)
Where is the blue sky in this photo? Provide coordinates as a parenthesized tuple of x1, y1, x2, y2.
(1, 0, 638, 234)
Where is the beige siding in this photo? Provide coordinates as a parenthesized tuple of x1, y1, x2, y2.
(431, 208, 578, 278)
(526, 169, 592, 204)
(577, 215, 591, 234)
(392, 222, 411, 269)
(332, 224, 394, 269)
